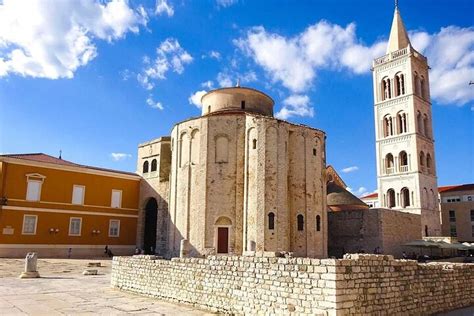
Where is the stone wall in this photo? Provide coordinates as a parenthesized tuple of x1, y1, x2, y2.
(328, 208, 421, 258)
(111, 254, 474, 315)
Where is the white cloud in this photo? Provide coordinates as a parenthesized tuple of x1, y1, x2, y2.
(110, 153, 132, 161)
(138, 38, 193, 90)
(155, 0, 174, 17)
(201, 80, 214, 89)
(346, 186, 369, 197)
(216, 0, 238, 8)
(275, 94, 313, 120)
(146, 96, 164, 110)
(216, 70, 257, 87)
(412, 26, 474, 106)
(236, 22, 384, 93)
(237, 21, 474, 107)
(341, 166, 359, 173)
(188, 90, 207, 108)
(202, 50, 221, 60)
(0, 0, 147, 79)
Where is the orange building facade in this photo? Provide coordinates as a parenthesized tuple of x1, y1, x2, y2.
(0, 154, 140, 258)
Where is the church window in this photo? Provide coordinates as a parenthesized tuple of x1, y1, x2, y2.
(313, 148, 317, 156)
(387, 189, 395, 208)
(426, 154, 432, 174)
(385, 153, 394, 174)
(381, 77, 391, 101)
(208, 106, 211, 113)
(151, 159, 157, 172)
(414, 72, 421, 96)
(252, 139, 257, 149)
(420, 151, 425, 172)
(215, 136, 229, 163)
(143, 161, 149, 173)
(394, 73, 405, 96)
(417, 111, 423, 134)
(268, 212, 275, 230)
(420, 76, 425, 99)
(383, 115, 393, 137)
(397, 112, 407, 134)
(316, 215, 321, 232)
(191, 129, 200, 164)
(399, 151, 408, 172)
(401, 187, 410, 208)
(297, 214, 304, 231)
(241, 101, 245, 110)
(423, 114, 429, 137)
(425, 225, 429, 237)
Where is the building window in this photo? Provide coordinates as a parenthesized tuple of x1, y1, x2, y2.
(426, 154, 432, 174)
(297, 214, 304, 231)
(313, 148, 317, 156)
(268, 212, 275, 230)
(470, 210, 474, 222)
(252, 139, 257, 149)
(22, 215, 37, 235)
(143, 161, 149, 173)
(399, 151, 408, 172)
(449, 210, 456, 222)
(109, 219, 120, 237)
(385, 153, 394, 174)
(383, 115, 393, 137)
(69, 217, 82, 236)
(387, 189, 396, 208)
(151, 159, 157, 172)
(450, 224, 457, 237)
(401, 187, 410, 208)
(72, 185, 85, 205)
(425, 225, 429, 237)
(316, 215, 321, 232)
(241, 100, 246, 109)
(26, 180, 42, 201)
(111, 190, 122, 208)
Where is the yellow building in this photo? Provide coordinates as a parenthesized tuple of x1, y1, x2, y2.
(0, 153, 140, 258)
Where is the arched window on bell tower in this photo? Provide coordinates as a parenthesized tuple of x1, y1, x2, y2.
(417, 111, 423, 134)
(381, 77, 391, 101)
(399, 151, 408, 172)
(383, 115, 393, 137)
(397, 111, 407, 134)
(387, 189, 396, 208)
(385, 153, 394, 174)
(394, 72, 405, 97)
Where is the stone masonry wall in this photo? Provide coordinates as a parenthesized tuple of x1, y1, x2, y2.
(111, 254, 474, 315)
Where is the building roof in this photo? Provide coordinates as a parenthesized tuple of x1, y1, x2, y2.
(360, 183, 474, 199)
(327, 181, 369, 210)
(438, 184, 474, 193)
(0, 153, 138, 177)
(386, 7, 411, 54)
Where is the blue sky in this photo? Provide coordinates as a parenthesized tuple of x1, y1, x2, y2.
(0, 0, 473, 196)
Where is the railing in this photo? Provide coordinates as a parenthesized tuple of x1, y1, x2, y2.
(386, 167, 394, 175)
(374, 47, 410, 66)
(399, 165, 408, 172)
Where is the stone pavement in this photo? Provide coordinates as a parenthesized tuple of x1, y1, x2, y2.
(0, 258, 213, 315)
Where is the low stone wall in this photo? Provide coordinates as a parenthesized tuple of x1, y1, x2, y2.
(111, 254, 474, 315)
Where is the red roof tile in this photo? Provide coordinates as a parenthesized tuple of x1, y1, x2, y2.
(361, 192, 378, 199)
(438, 184, 474, 193)
(0, 153, 138, 177)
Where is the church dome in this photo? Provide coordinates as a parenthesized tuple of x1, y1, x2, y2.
(326, 181, 369, 212)
(201, 86, 274, 117)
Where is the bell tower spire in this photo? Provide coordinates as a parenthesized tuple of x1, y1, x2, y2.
(386, 1, 411, 54)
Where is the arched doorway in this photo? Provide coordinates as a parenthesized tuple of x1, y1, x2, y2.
(143, 198, 158, 254)
(215, 216, 232, 254)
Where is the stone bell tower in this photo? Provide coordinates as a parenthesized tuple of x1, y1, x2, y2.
(372, 3, 441, 236)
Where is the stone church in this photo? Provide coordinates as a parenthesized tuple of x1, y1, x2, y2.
(136, 87, 328, 258)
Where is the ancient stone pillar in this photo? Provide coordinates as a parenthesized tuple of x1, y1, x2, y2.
(19, 252, 40, 278)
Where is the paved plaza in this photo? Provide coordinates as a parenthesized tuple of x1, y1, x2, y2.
(0, 258, 212, 315)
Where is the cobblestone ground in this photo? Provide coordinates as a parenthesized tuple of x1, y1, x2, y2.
(0, 258, 213, 315)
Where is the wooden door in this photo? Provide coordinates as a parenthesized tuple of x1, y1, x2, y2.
(217, 227, 229, 253)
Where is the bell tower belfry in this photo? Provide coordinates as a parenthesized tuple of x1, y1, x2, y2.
(372, 4, 441, 236)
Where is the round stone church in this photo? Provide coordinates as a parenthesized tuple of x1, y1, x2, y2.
(136, 86, 328, 258)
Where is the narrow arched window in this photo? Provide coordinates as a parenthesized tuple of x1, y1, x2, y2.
(426, 154, 432, 174)
(425, 225, 429, 237)
(316, 215, 321, 232)
(417, 111, 423, 134)
(420, 151, 425, 172)
(252, 139, 257, 149)
(297, 214, 304, 231)
(423, 114, 429, 137)
(399, 151, 408, 172)
(420, 76, 425, 99)
(241, 100, 246, 110)
(387, 189, 395, 208)
(385, 153, 394, 174)
(151, 159, 157, 172)
(143, 161, 149, 173)
(401, 187, 410, 208)
(268, 212, 275, 230)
